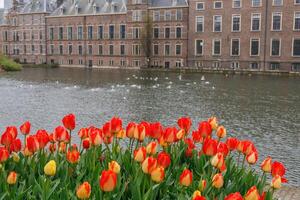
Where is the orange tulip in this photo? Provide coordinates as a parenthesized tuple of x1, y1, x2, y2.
(146, 141, 158, 155)
(179, 169, 193, 187)
(224, 192, 243, 200)
(163, 127, 178, 143)
(76, 182, 91, 199)
(20, 121, 31, 135)
(202, 138, 217, 156)
(244, 186, 260, 200)
(89, 128, 102, 146)
(99, 170, 117, 192)
(62, 113, 76, 131)
(59, 142, 67, 153)
(157, 151, 171, 168)
(7, 171, 17, 185)
(5, 126, 18, 139)
(151, 166, 165, 183)
(66, 148, 80, 164)
(134, 147, 147, 163)
(192, 190, 203, 200)
(246, 150, 258, 165)
(208, 116, 218, 130)
(49, 143, 56, 153)
(108, 161, 121, 174)
(212, 173, 224, 189)
(78, 128, 89, 139)
(176, 129, 185, 141)
(216, 126, 226, 138)
(54, 126, 70, 143)
(0, 147, 9, 163)
(116, 129, 126, 139)
(211, 152, 224, 169)
(261, 156, 272, 173)
(134, 124, 146, 142)
(126, 122, 138, 139)
(142, 157, 157, 174)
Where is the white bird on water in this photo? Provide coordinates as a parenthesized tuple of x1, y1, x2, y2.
(166, 85, 171, 89)
(178, 75, 182, 80)
(201, 75, 205, 81)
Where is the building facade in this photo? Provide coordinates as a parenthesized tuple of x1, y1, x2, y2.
(1, 0, 300, 72)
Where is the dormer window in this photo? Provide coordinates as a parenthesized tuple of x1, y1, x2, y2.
(93, 4, 97, 13)
(60, 7, 64, 15)
(75, 4, 79, 14)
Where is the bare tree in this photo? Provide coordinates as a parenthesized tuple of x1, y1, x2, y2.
(140, 12, 153, 68)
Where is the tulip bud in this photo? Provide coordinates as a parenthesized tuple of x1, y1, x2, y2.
(271, 175, 282, 189)
(192, 190, 201, 200)
(151, 166, 165, 183)
(7, 171, 17, 185)
(212, 173, 224, 189)
(157, 152, 171, 168)
(20, 121, 31, 135)
(216, 126, 226, 138)
(99, 170, 117, 192)
(142, 157, 157, 174)
(76, 182, 91, 199)
(198, 180, 206, 192)
(108, 161, 121, 174)
(49, 143, 56, 153)
(146, 141, 158, 155)
(59, 142, 66, 153)
(12, 152, 20, 163)
(224, 192, 243, 200)
(179, 169, 193, 187)
(244, 186, 260, 200)
(176, 129, 185, 140)
(44, 160, 56, 176)
(261, 156, 272, 173)
(134, 147, 146, 163)
(246, 150, 258, 165)
(82, 138, 90, 149)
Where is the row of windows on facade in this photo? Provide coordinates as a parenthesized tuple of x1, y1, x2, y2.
(195, 0, 300, 10)
(48, 26, 183, 40)
(195, 12, 300, 33)
(2, 30, 44, 41)
(194, 38, 300, 57)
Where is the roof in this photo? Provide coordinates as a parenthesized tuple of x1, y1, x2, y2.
(51, 0, 127, 16)
(150, 0, 188, 7)
(22, 0, 58, 13)
(0, 9, 5, 25)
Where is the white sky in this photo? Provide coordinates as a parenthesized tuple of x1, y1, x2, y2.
(0, 0, 3, 9)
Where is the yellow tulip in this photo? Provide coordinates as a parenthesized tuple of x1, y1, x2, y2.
(44, 160, 56, 176)
(7, 171, 17, 185)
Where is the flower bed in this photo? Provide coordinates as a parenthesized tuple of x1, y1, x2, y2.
(0, 114, 287, 199)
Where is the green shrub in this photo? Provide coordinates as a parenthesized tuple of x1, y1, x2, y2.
(0, 55, 22, 71)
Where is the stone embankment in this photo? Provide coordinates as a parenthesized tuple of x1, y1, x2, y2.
(275, 187, 300, 200)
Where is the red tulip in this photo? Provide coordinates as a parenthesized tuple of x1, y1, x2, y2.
(194, 196, 206, 200)
(49, 143, 56, 153)
(198, 121, 212, 138)
(36, 130, 49, 149)
(149, 122, 163, 139)
(217, 142, 229, 157)
(179, 169, 193, 187)
(271, 161, 286, 177)
(224, 192, 243, 200)
(177, 117, 192, 134)
(5, 126, 18, 139)
(62, 113, 76, 131)
(185, 138, 195, 149)
(226, 137, 239, 151)
(26, 135, 39, 153)
(66, 148, 80, 164)
(99, 170, 117, 192)
(1, 131, 14, 147)
(163, 127, 178, 143)
(157, 151, 171, 168)
(103, 135, 113, 144)
(110, 117, 122, 134)
(202, 138, 217, 156)
(192, 130, 203, 143)
(140, 121, 151, 136)
(89, 128, 102, 146)
(20, 121, 31, 135)
(146, 141, 158, 155)
(103, 122, 112, 138)
(237, 140, 255, 155)
(78, 128, 89, 139)
(82, 138, 90, 149)
(54, 126, 70, 143)
(10, 139, 22, 152)
(0, 147, 10, 162)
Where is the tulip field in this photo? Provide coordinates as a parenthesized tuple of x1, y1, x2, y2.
(0, 114, 287, 199)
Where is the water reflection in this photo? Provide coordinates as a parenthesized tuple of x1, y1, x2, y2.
(0, 67, 299, 185)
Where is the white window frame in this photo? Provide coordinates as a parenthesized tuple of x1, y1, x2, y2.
(213, 15, 222, 32)
(164, 43, 171, 56)
(251, 13, 261, 31)
(195, 39, 204, 56)
(212, 39, 221, 56)
(214, 1, 223, 9)
(270, 38, 281, 56)
(196, 2, 205, 10)
(272, 0, 283, 6)
(196, 16, 204, 33)
(176, 9, 183, 21)
(231, 38, 240, 56)
(164, 26, 171, 39)
(153, 11, 160, 21)
(250, 38, 260, 56)
(293, 11, 300, 31)
(164, 10, 172, 21)
(175, 44, 182, 56)
(271, 12, 282, 31)
(232, 0, 242, 8)
(252, 0, 262, 7)
(295, 0, 300, 5)
(232, 14, 241, 32)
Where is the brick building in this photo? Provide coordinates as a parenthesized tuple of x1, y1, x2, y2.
(1, 0, 300, 72)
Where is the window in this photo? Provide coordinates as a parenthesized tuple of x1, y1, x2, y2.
(213, 15, 222, 32)
(88, 45, 93, 55)
(120, 25, 126, 39)
(296, 0, 300, 4)
(272, 12, 282, 31)
(232, 15, 241, 32)
(196, 16, 204, 32)
(109, 25, 115, 39)
(251, 13, 261, 31)
(231, 39, 240, 56)
(68, 45, 73, 55)
(133, 28, 140, 39)
(79, 59, 83, 65)
(293, 38, 300, 56)
(270, 63, 280, 70)
(98, 45, 103, 55)
(153, 11, 160, 21)
(252, 0, 261, 7)
(132, 10, 142, 22)
(88, 26, 93, 40)
(273, 0, 283, 6)
(165, 10, 172, 21)
(132, 44, 140, 55)
(213, 39, 221, 55)
(78, 26, 83, 40)
(120, 44, 125, 55)
(165, 44, 170, 56)
(176, 27, 182, 38)
(176, 44, 182, 55)
(196, 2, 205, 10)
(59, 45, 63, 54)
(40, 45, 43, 54)
(250, 38, 260, 56)
(153, 44, 159, 55)
(121, 59, 126, 67)
(49, 28, 54, 40)
(176, 10, 182, 20)
(250, 62, 259, 69)
(132, 0, 142, 4)
(109, 45, 114, 55)
(59, 27, 63, 40)
(195, 40, 203, 55)
(294, 12, 300, 30)
(176, 61, 182, 68)
(98, 26, 103, 39)
(78, 45, 83, 55)
(134, 60, 140, 67)
(165, 27, 170, 38)
(67, 27, 73, 40)
(271, 39, 280, 56)
(214, 1, 223, 9)
(233, 0, 241, 8)
(50, 45, 54, 55)
(291, 63, 300, 71)
(153, 28, 159, 39)
(109, 60, 114, 66)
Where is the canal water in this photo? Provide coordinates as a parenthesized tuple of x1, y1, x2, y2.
(0, 67, 299, 185)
